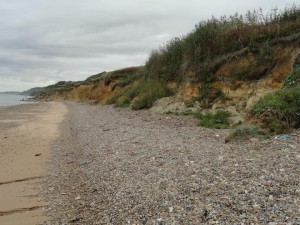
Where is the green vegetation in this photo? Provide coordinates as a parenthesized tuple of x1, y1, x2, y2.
(197, 78, 227, 107)
(85, 72, 107, 82)
(252, 52, 300, 132)
(284, 67, 300, 88)
(225, 125, 261, 143)
(233, 125, 259, 140)
(145, 5, 300, 81)
(247, 50, 300, 135)
(284, 55, 300, 88)
(115, 73, 141, 88)
(261, 116, 291, 134)
(104, 67, 143, 85)
(145, 38, 184, 81)
(194, 111, 231, 129)
(199, 77, 213, 99)
(252, 86, 300, 129)
(107, 77, 173, 110)
(39, 81, 77, 95)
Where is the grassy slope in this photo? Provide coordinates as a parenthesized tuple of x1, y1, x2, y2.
(145, 5, 300, 82)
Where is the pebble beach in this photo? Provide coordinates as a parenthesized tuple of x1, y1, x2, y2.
(39, 102, 300, 224)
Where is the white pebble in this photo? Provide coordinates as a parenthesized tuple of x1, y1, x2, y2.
(253, 203, 260, 208)
(288, 144, 296, 149)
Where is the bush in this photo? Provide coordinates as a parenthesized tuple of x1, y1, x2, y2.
(145, 38, 184, 81)
(226, 125, 259, 142)
(261, 117, 291, 134)
(252, 86, 300, 127)
(115, 73, 141, 87)
(284, 54, 300, 88)
(130, 78, 173, 110)
(284, 67, 300, 88)
(194, 111, 231, 129)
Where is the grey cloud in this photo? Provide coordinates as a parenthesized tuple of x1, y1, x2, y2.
(0, 0, 296, 91)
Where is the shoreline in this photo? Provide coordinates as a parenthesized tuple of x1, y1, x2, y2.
(0, 102, 67, 225)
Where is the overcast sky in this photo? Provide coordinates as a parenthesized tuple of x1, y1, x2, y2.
(0, 0, 296, 91)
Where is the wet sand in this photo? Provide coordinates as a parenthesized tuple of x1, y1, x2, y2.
(0, 102, 67, 225)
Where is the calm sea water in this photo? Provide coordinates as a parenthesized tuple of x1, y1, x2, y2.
(0, 93, 32, 107)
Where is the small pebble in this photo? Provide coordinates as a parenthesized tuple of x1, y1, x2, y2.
(39, 102, 300, 224)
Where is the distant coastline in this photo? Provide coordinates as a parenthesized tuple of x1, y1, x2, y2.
(0, 91, 21, 95)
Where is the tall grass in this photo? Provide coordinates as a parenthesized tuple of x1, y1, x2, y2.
(145, 5, 300, 81)
(145, 38, 184, 81)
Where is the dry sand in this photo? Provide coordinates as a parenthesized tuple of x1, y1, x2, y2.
(0, 102, 67, 225)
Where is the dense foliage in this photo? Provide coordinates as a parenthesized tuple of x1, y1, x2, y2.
(252, 86, 300, 127)
(145, 5, 300, 81)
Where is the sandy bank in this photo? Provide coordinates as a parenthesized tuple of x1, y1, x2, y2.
(0, 102, 67, 225)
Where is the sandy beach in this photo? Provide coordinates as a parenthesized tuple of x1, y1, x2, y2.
(0, 102, 67, 225)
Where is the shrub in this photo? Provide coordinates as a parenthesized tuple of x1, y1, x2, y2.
(199, 77, 212, 99)
(194, 111, 231, 129)
(252, 86, 300, 127)
(130, 78, 173, 110)
(226, 125, 259, 142)
(261, 116, 291, 134)
(284, 54, 300, 88)
(115, 73, 141, 88)
(145, 38, 184, 81)
(284, 67, 300, 88)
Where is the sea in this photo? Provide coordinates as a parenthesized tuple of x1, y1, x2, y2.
(0, 93, 32, 107)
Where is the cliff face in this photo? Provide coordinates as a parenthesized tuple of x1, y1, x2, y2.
(40, 80, 116, 103)
(210, 45, 300, 112)
(150, 43, 300, 118)
(37, 42, 300, 123)
(66, 81, 115, 103)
